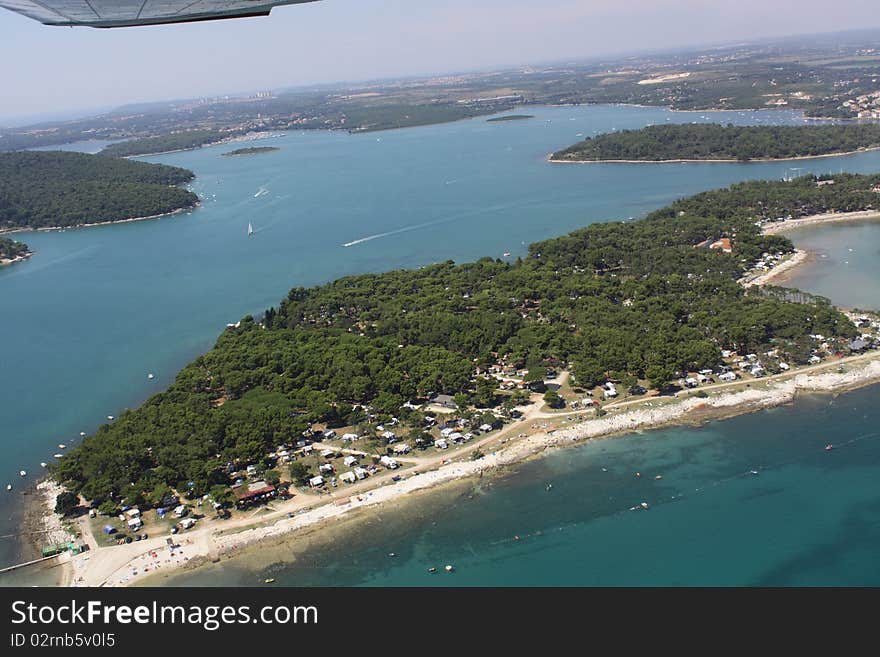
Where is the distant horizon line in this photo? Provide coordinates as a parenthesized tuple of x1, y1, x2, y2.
(3, 23, 880, 129)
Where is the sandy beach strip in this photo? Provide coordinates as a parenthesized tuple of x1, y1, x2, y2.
(740, 249, 811, 287)
(761, 210, 880, 235)
(740, 210, 880, 286)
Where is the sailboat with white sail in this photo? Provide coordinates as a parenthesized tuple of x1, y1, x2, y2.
(248, 222, 254, 237)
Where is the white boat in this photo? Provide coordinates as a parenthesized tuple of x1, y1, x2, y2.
(40, 462, 47, 468)
(107, 415, 114, 421)
(444, 564, 454, 572)
(54, 454, 64, 459)
(5, 485, 10, 491)
(79, 432, 85, 437)
(58, 443, 66, 449)
(19, 470, 26, 477)
(147, 373, 155, 380)
(247, 222, 254, 237)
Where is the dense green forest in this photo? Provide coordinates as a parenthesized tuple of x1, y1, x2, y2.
(0, 236, 29, 261)
(221, 146, 280, 157)
(100, 130, 227, 157)
(0, 151, 197, 230)
(551, 124, 880, 162)
(648, 172, 880, 222)
(52, 174, 874, 506)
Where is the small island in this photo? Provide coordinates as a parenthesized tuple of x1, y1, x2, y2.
(487, 114, 535, 122)
(221, 146, 280, 157)
(550, 123, 880, 162)
(0, 236, 31, 266)
(0, 151, 198, 232)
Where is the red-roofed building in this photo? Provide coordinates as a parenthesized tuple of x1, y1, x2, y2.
(234, 480, 276, 507)
(709, 238, 733, 253)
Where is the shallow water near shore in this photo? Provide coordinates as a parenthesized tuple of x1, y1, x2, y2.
(782, 220, 880, 310)
(3, 103, 880, 579)
(166, 385, 880, 586)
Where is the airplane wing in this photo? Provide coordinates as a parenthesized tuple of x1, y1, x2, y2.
(0, 0, 319, 27)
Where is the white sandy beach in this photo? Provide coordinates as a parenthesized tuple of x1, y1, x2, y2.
(762, 210, 880, 235)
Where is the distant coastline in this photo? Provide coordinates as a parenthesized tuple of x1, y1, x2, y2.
(548, 145, 880, 164)
(0, 205, 198, 237)
(121, 132, 286, 159)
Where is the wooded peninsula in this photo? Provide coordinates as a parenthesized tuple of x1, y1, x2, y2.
(0, 151, 198, 231)
(551, 123, 880, 162)
(100, 130, 227, 157)
(50, 173, 880, 508)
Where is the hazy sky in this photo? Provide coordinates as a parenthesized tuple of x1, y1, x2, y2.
(1, 0, 878, 123)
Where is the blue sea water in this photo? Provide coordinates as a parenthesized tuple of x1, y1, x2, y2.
(2, 104, 880, 583)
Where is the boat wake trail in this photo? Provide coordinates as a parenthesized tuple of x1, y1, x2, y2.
(341, 198, 535, 248)
(254, 187, 270, 198)
(342, 219, 450, 247)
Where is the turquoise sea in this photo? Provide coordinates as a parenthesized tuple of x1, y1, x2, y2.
(2, 104, 879, 583)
